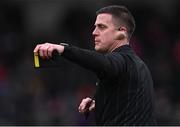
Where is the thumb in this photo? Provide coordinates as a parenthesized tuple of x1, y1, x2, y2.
(89, 100, 95, 111)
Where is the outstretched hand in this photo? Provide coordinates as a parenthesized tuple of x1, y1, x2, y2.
(34, 43, 64, 59)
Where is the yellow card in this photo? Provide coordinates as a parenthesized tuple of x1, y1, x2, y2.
(34, 52, 40, 68)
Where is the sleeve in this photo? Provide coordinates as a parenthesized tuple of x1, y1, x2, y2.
(61, 45, 126, 78)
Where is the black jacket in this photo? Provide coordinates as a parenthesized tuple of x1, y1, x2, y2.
(62, 44, 156, 125)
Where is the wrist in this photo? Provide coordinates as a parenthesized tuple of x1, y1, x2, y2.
(59, 42, 70, 55)
(57, 45, 64, 54)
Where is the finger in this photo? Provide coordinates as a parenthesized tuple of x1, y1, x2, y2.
(38, 45, 45, 59)
(78, 105, 81, 112)
(34, 44, 41, 54)
(89, 100, 95, 111)
(43, 45, 50, 59)
(79, 99, 88, 113)
(89, 106, 94, 111)
(82, 98, 92, 111)
(47, 46, 54, 58)
(39, 47, 44, 59)
(79, 104, 86, 113)
(80, 101, 86, 112)
(78, 105, 83, 113)
(78, 102, 83, 111)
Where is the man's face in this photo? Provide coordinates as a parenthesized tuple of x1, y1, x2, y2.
(92, 13, 117, 53)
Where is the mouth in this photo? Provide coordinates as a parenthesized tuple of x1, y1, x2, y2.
(95, 41, 100, 45)
(95, 39, 100, 43)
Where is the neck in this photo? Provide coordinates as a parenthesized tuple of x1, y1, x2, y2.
(108, 39, 129, 52)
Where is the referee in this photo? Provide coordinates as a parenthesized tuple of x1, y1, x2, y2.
(34, 5, 156, 125)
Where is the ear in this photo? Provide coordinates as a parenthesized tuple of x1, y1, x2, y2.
(114, 27, 126, 40)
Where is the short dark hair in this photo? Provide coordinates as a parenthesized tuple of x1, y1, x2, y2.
(96, 5, 136, 39)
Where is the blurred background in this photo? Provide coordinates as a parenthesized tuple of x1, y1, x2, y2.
(0, 0, 180, 125)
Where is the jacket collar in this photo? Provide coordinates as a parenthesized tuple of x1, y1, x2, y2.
(113, 44, 133, 53)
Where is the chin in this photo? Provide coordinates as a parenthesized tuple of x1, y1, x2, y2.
(95, 46, 100, 51)
(95, 47, 105, 53)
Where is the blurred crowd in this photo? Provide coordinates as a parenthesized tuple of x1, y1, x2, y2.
(0, 0, 180, 125)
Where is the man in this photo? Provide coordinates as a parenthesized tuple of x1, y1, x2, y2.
(34, 5, 156, 125)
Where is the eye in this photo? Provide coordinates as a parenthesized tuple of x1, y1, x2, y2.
(97, 24, 107, 30)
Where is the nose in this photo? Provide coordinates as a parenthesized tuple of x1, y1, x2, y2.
(92, 27, 99, 36)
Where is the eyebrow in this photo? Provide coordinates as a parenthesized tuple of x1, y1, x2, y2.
(95, 23, 107, 28)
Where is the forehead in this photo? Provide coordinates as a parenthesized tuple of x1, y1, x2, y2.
(95, 13, 114, 25)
